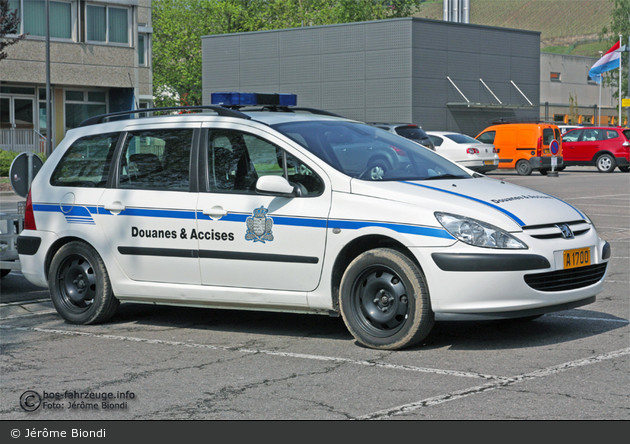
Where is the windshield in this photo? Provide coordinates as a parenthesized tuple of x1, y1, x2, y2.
(272, 120, 471, 181)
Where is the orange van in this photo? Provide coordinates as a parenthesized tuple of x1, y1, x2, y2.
(475, 122, 563, 175)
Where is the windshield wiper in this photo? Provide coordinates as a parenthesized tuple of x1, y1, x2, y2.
(424, 174, 469, 180)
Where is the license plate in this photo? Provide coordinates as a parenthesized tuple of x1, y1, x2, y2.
(563, 247, 591, 269)
(484, 160, 494, 165)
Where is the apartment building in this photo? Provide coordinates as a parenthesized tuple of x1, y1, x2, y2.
(0, 0, 152, 153)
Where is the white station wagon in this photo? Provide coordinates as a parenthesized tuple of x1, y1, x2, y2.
(17, 93, 610, 350)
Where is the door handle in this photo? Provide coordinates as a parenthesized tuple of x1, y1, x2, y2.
(203, 206, 227, 219)
(104, 201, 125, 214)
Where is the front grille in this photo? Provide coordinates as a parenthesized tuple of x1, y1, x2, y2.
(524, 263, 607, 292)
(522, 220, 591, 240)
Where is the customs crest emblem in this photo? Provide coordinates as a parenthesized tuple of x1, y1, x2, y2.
(245, 206, 274, 243)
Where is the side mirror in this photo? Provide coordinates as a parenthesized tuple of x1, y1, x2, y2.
(255, 175, 299, 197)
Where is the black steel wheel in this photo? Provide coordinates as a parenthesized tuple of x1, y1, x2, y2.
(339, 248, 434, 350)
(48, 241, 119, 324)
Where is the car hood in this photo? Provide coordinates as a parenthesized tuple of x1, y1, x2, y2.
(350, 177, 588, 229)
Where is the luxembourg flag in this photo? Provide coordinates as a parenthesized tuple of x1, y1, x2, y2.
(589, 41, 621, 84)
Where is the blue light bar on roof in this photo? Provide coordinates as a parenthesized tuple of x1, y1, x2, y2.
(211, 92, 297, 107)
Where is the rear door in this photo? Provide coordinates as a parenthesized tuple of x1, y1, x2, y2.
(578, 128, 603, 162)
(98, 124, 201, 284)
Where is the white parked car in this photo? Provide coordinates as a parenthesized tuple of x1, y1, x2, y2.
(427, 131, 499, 173)
(17, 93, 610, 350)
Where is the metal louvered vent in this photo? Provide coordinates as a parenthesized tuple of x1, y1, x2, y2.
(522, 220, 591, 240)
(524, 263, 607, 292)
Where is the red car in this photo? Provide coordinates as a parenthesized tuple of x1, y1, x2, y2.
(561, 127, 630, 173)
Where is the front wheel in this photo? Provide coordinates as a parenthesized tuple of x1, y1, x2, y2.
(515, 159, 532, 176)
(48, 241, 119, 324)
(339, 248, 434, 350)
(596, 154, 616, 173)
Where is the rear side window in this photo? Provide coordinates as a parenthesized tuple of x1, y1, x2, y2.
(118, 129, 193, 191)
(51, 132, 119, 187)
(604, 130, 619, 140)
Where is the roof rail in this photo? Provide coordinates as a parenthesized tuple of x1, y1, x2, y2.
(489, 117, 556, 125)
(78, 105, 251, 127)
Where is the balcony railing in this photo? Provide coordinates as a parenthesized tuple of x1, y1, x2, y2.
(0, 129, 47, 154)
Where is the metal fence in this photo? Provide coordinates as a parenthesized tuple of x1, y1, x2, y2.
(0, 129, 47, 154)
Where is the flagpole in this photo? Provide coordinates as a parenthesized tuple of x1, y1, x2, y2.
(619, 35, 622, 126)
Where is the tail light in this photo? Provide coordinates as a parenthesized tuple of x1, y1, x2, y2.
(466, 147, 479, 154)
(391, 146, 408, 156)
(536, 136, 542, 157)
(24, 190, 37, 230)
(493, 147, 498, 153)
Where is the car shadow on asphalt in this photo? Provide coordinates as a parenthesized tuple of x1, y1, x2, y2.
(105, 303, 627, 351)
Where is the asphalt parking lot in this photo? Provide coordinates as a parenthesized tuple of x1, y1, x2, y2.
(0, 167, 628, 421)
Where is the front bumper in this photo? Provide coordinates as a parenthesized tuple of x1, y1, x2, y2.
(412, 235, 609, 317)
(531, 156, 564, 170)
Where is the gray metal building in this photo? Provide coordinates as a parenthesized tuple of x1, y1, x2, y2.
(202, 17, 540, 137)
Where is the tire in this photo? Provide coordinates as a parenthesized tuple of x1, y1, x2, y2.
(596, 154, 616, 173)
(618, 166, 629, 173)
(339, 248, 434, 350)
(48, 241, 119, 325)
(515, 159, 532, 176)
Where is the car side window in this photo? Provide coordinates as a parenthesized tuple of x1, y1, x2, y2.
(207, 129, 324, 196)
(118, 129, 193, 191)
(582, 129, 601, 141)
(50, 132, 119, 187)
(604, 130, 619, 140)
(476, 131, 495, 144)
(562, 130, 582, 142)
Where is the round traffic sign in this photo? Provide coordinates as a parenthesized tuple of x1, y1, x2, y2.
(550, 139, 560, 155)
(9, 152, 44, 198)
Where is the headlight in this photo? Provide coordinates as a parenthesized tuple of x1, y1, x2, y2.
(435, 212, 528, 249)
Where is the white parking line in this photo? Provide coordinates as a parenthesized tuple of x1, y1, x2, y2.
(0, 324, 502, 381)
(355, 347, 630, 420)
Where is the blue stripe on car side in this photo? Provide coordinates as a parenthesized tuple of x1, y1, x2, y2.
(33, 204, 451, 239)
(400, 181, 526, 226)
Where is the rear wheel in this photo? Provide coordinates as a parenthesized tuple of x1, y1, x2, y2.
(48, 241, 119, 324)
(596, 154, 616, 173)
(515, 159, 532, 176)
(339, 248, 434, 350)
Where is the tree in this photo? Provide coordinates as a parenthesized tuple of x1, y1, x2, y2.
(598, 0, 630, 102)
(0, 0, 24, 62)
(152, 0, 423, 107)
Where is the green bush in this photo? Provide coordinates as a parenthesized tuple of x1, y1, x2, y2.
(0, 151, 47, 176)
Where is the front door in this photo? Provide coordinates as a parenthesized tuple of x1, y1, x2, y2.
(196, 124, 331, 297)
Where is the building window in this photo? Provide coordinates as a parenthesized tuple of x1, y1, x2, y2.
(86, 4, 130, 45)
(138, 33, 147, 66)
(550, 72, 561, 82)
(8, 0, 74, 40)
(65, 90, 108, 131)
